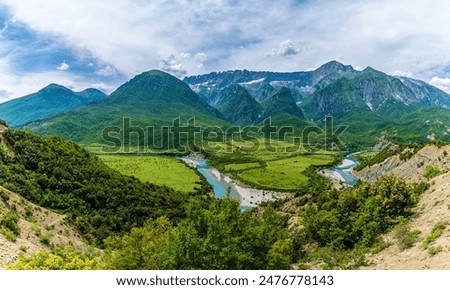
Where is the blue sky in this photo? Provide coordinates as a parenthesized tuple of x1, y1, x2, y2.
(1, 0, 450, 101)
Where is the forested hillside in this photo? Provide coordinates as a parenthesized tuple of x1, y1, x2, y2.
(0, 129, 194, 244)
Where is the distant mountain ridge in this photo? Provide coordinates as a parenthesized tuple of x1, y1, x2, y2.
(1, 61, 447, 148)
(184, 61, 450, 145)
(301, 66, 450, 120)
(0, 84, 107, 127)
(184, 61, 357, 104)
(184, 62, 450, 119)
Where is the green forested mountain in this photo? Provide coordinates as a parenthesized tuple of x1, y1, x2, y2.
(24, 70, 228, 147)
(260, 87, 305, 121)
(216, 84, 263, 124)
(302, 67, 419, 120)
(183, 62, 450, 147)
(301, 67, 450, 145)
(0, 85, 107, 127)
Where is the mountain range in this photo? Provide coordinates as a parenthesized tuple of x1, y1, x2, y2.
(24, 70, 227, 147)
(1, 60, 450, 148)
(185, 61, 450, 145)
(0, 84, 107, 127)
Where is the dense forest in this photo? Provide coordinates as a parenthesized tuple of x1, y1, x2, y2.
(0, 130, 199, 244)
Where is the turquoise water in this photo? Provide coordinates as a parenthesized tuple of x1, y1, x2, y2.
(184, 153, 360, 212)
(183, 157, 241, 200)
(330, 153, 360, 186)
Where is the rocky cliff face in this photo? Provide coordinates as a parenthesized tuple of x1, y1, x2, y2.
(355, 145, 450, 183)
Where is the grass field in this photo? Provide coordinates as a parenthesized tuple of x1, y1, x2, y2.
(95, 136, 340, 193)
(98, 155, 201, 193)
(207, 139, 339, 191)
(236, 154, 337, 190)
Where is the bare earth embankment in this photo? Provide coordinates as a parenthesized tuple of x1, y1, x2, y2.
(0, 186, 87, 269)
(355, 145, 450, 269)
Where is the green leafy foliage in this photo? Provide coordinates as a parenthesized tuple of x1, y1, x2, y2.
(303, 176, 428, 250)
(392, 219, 421, 251)
(7, 247, 106, 270)
(0, 130, 189, 245)
(423, 165, 447, 180)
(0, 209, 20, 242)
(422, 221, 448, 249)
(428, 246, 443, 256)
(105, 197, 293, 270)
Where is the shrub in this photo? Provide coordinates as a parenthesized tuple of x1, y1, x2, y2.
(0, 190, 9, 202)
(1, 228, 17, 242)
(423, 165, 447, 180)
(392, 221, 421, 251)
(0, 210, 20, 235)
(422, 221, 448, 249)
(428, 246, 443, 256)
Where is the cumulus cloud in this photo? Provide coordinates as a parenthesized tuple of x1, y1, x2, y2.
(1, 0, 450, 96)
(159, 55, 187, 78)
(429, 76, 450, 94)
(273, 40, 301, 57)
(56, 61, 69, 71)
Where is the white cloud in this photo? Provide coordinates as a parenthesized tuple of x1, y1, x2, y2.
(0, 57, 111, 98)
(180, 52, 191, 58)
(273, 40, 300, 57)
(88, 82, 116, 94)
(95, 65, 117, 77)
(159, 55, 187, 78)
(56, 61, 69, 71)
(0, 89, 14, 103)
(429, 76, 450, 94)
(194, 52, 207, 62)
(1, 0, 450, 95)
(393, 70, 413, 78)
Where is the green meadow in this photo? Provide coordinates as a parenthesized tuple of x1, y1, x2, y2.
(236, 154, 337, 190)
(96, 137, 340, 193)
(207, 138, 339, 191)
(98, 155, 201, 193)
